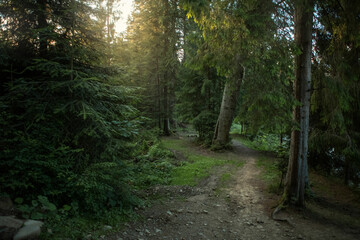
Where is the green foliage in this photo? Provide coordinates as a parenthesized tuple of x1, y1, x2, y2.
(131, 144, 175, 187)
(0, 64, 140, 206)
(125, 0, 179, 132)
(230, 123, 243, 135)
(309, 0, 360, 184)
(235, 37, 294, 136)
(193, 110, 218, 145)
(75, 162, 141, 215)
(15, 196, 57, 220)
(40, 207, 137, 240)
(0, 0, 144, 218)
(147, 143, 174, 160)
(175, 19, 223, 143)
(232, 131, 289, 153)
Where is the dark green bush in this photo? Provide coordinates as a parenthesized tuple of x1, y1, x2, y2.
(0, 58, 141, 213)
(75, 162, 141, 215)
(193, 110, 218, 145)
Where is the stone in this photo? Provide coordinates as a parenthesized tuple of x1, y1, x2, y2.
(103, 225, 112, 230)
(256, 218, 265, 224)
(13, 225, 41, 240)
(23, 220, 43, 228)
(0, 216, 23, 229)
(13, 219, 43, 240)
(0, 216, 24, 240)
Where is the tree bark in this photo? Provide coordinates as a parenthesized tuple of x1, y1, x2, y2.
(284, 0, 313, 206)
(37, 0, 48, 57)
(163, 83, 170, 135)
(162, 0, 171, 136)
(213, 56, 245, 148)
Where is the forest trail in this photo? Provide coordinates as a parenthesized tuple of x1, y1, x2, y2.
(107, 138, 360, 240)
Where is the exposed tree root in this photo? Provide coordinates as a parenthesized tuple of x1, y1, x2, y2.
(271, 197, 295, 228)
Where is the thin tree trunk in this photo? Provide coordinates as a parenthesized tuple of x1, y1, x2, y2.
(213, 56, 245, 148)
(163, 83, 170, 136)
(37, 0, 48, 57)
(162, 0, 171, 136)
(284, 0, 313, 207)
(70, 0, 75, 81)
(157, 58, 161, 129)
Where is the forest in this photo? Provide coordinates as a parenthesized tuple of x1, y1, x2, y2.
(0, 0, 359, 239)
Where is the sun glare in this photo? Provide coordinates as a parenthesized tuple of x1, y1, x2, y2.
(115, 0, 134, 34)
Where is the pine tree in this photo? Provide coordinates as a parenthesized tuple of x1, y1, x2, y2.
(0, 0, 141, 212)
(309, 0, 360, 185)
(175, 16, 224, 144)
(126, 0, 180, 134)
(283, 0, 314, 207)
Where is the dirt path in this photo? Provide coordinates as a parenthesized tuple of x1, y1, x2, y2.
(107, 139, 360, 240)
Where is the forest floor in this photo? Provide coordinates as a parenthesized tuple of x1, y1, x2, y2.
(106, 136, 360, 240)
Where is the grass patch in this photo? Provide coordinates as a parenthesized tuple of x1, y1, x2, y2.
(256, 156, 282, 193)
(162, 138, 244, 186)
(220, 173, 232, 183)
(161, 138, 191, 154)
(40, 208, 137, 239)
(171, 155, 227, 186)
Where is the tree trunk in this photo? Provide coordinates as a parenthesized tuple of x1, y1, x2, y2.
(162, 0, 171, 136)
(284, 0, 313, 207)
(37, 0, 48, 57)
(163, 83, 170, 136)
(213, 56, 245, 148)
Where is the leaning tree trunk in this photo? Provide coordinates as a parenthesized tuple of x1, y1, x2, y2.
(213, 56, 245, 148)
(284, 0, 313, 207)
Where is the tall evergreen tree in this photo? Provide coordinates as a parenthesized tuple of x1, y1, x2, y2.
(309, 0, 360, 184)
(126, 0, 180, 134)
(283, 0, 314, 207)
(175, 16, 224, 144)
(0, 0, 140, 212)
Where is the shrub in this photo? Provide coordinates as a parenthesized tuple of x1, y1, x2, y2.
(75, 162, 141, 215)
(193, 110, 218, 146)
(0, 59, 140, 214)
